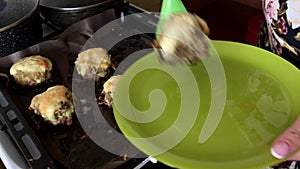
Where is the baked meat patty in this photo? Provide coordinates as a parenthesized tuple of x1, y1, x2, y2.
(75, 48, 111, 79)
(153, 13, 210, 64)
(100, 75, 122, 106)
(9, 55, 52, 86)
(29, 85, 75, 125)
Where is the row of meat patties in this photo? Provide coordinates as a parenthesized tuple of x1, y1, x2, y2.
(9, 48, 121, 126)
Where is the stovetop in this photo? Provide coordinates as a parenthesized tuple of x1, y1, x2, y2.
(0, 2, 174, 169)
(40, 2, 158, 41)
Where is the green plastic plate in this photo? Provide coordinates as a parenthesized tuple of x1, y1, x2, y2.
(113, 41, 300, 169)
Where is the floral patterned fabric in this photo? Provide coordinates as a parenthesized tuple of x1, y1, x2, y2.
(259, 0, 300, 168)
(268, 160, 300, 169)
(259, 0, 300, 67)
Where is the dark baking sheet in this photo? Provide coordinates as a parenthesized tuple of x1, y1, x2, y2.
(0, 9, 154, 169)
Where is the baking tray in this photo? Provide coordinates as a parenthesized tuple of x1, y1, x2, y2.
(0, 8, 156, 169)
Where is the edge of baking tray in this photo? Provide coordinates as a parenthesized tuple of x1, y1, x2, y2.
(0, 83, 58, 169)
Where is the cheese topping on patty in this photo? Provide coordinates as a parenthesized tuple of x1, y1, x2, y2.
(29, 85, 74, 126)
(154, 13, 210, 64)
(10, 55, 52, 86)
(101, 75, 122, 106)
(75, 48, 111, 79)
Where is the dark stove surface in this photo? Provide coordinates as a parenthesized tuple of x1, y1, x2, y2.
(41, 16, 64, 40)
(41, 0, 111, 8)
(0, 3, 174, 169)
(38, 4, 173, 169)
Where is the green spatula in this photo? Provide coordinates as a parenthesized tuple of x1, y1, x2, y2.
(156, 0, 187, 37)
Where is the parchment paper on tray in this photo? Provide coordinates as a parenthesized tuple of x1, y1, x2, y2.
(0, 9, 153, 169)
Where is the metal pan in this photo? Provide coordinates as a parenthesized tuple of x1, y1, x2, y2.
(39, 0, 123, 28)
(0, 0, 42, 58)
